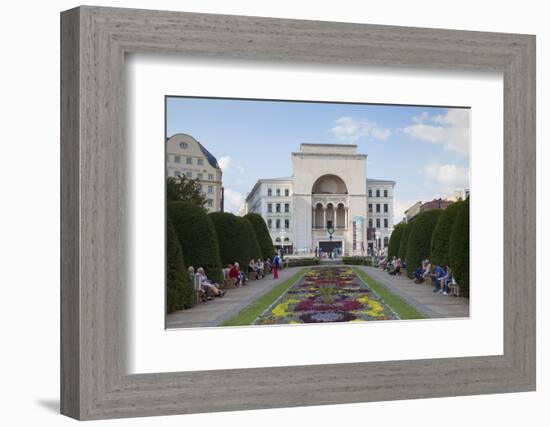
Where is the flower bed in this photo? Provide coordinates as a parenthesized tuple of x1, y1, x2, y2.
(255, 267, 398, 324)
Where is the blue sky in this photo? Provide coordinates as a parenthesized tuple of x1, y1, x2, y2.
(166, 97, 470, 219)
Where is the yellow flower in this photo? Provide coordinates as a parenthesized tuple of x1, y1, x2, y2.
(271, 299, 299, 318)
(357, 295, 385, 317)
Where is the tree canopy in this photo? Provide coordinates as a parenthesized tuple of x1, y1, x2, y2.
(166, 176, 208, 208)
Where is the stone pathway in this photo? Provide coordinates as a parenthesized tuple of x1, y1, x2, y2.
(357, 266, 469, 318)
(166, 267, 304, 329)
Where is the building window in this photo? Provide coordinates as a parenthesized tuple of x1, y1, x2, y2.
(276, 203, 281, 213)
(368, 219, 373, 228)
(267, 188, 272, 196)
(267, 219, 272, 229)
(285, 219, 290, 229)
(284, 203, 289, 213)
(186, 171, 192, 178)
(276, 219, 280, 229)
(384, 204, 388, 213)
(207, 185, 213, 194)
(179, 142, 188, 149)
(186, 157, 192, 164)
(384, 189, 388, 197)
(174, 171, 181, 177)
(376, 218, 381, 228)
(276, 188, 281, 196)
(285, 189, 289, 196)
(267, 203, 272, 213)
(197, 158, 204, 165)
(376, 204, 381, 213)
(376, 189, 380, 197)
(207, 199, 213, 207)
(368, 204, 373, 213)
(384, 218, 389, 228)
(197, 173, 203, 180)
(174, 155, 181, 163)
(208, 173, 214, 180)
(368, 189, 372, 197)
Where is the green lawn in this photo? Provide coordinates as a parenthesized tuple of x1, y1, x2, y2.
(221, 269, 307, 326)
(352, 267, 427, 320)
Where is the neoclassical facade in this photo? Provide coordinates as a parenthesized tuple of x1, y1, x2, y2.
(166, 133, 223, 212)
(244, 143, 395, 256)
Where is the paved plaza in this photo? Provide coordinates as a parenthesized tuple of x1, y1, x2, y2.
(166, 267, 303, 329)
(357, 266, 469, 318)
(166, 264, 469, 329)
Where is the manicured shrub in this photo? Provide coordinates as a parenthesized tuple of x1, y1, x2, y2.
(387, 223, 405, 259)
(405, 210, 442, 277)
(398, 222, 412, 263)
(342, 257, 374, 266)
(286, 258, 321, 267)
(167, 201, 223, 284)
(430, 201, 464, 267)
(242, 217, 262, 262)
(166, 219, 195, 312)
(209, 212, 251, 275)
(244, 213, 275, 259)
(449, 198, 470, 297)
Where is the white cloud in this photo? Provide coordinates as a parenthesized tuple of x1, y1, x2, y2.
(424, 161, 469, 194)
(223, 188, 244, 214)
(331, 116, 391, 142)
(403, 109, 470, 156)
(218, 156, 231, 172)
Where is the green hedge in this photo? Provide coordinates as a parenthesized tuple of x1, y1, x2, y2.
(388, 223, 405, 259)
(167, 201, 223, 284)
(286, 258, 320, 267)
(166, 219, 195, 312)
(243, 218, 262, 262)
(430, 201, 464, 267)
(405, 210, 442, 276)
(398, 222, 412, 263)
(449, 198, 470, 297)
(342, 256, 375, 266)
(244, 213, 275, 259)
(209, 212, 252, 275)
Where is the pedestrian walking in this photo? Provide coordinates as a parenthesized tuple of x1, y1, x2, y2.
(273, 253, 281, 279)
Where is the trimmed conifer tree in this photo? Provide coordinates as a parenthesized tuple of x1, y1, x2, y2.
(167, 201, 223, 284)
(166, 219, 195, 312)
(242, 217, 262, 262)
(430, 200, 464, 267)
(387, 222, 405, 259)
(398, 221, 412, 263)
(405, 210, 442, 276)
(449, 198, 470, 297)
(209, 212, 250, 273)
(244, 213, 275, 259)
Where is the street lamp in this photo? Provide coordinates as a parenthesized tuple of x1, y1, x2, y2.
(327, 226, 335, 259)
(375, 230, 381, 257)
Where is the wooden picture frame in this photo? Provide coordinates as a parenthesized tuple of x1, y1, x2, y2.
(60, 5, 536, 420)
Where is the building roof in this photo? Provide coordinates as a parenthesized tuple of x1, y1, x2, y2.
(196, 141, 219, 169)
(167, 133, 220, 169)
(367, 178, 396, 184)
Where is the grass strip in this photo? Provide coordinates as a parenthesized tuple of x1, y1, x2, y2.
(352, 267, 427, 320)
(221, 268, 307, 326)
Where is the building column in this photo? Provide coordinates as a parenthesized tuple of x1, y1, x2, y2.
(323, 207, 327, 229)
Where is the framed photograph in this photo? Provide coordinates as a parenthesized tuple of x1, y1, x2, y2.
(61, 6, 535, 420)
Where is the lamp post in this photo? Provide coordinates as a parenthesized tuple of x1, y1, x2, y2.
(327, 226, 334, 259)
(375, 230, 381, 257)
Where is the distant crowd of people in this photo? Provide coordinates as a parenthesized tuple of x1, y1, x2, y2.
(186, 252, 285, 303)
(378, 256, 454, 295)
(378, 255, 403, 276)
